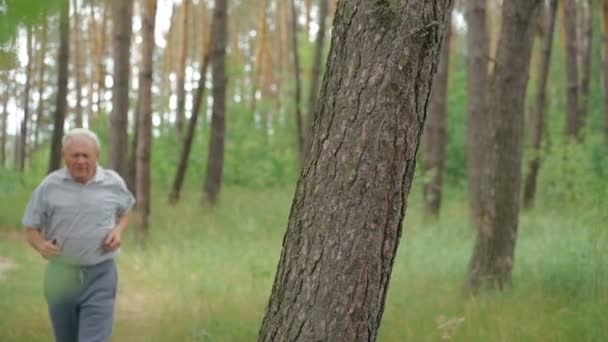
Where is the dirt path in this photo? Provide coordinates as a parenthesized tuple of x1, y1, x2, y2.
(0, 256, 16, 281)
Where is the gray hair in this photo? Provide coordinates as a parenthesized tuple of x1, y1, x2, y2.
(62, 128, 101, 152)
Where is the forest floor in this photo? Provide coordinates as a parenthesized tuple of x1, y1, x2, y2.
(1, 188, 607, 341)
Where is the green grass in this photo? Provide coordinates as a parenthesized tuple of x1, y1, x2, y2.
(1, 184, 607, 341)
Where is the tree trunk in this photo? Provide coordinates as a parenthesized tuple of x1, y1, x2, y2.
(109, 0, 133, 178)
(523, 0, 557, 210)
(289, 0, 305, 164)
(561, 0, 580, 139)
(578, 0, 592, 129)
(170, 43, 211, 204)
(468, 0, 541, 291)
(603, 0, 608, 148)
(18, 25, 34, 172)
(466, 0, 489, 227)
(175, 0, 190, 136)
(95, 0, 109, 118)
(257, 1, 453, 340)
(305, 0, 328, 152)
(203, 0, 228, 205)
(423, 15, 452, 220)
(49, 0, 70, 173)
(72, 0, 83, 128)
(1, 77, 8, 168)
(135, 0, 157, 240)
(34, 19, 48, 149)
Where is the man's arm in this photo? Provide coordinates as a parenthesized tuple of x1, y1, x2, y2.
(104, 210, 131, 251)
(24, 227, 59, 259)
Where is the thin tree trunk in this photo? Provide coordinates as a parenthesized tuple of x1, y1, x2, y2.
(523, 0, 557, 210)
(258, 1, 453, 340)
(561, 0, 580, 139)
(34, 19, 48, 149)
(468, 0, 541, 291)
(466, 0, 489, 226)
(72, 0, 83, 128)
(135, 0, 157, 240)
(305, 0, 328, 153)
(423, 15, 452, 220)
(175, 0, 190, 136)
(95, 0, 109, 118)
(1, 78, 9, 168)
(49, 0, 70, 173)
(289, 0, 305, 165)
(170, 43, 211, 204)
(203, 0, 228, 205)
(109, 0, 133, 178)
(19, 25, 34, 172)
(578, 0, 592, 129)
(602, 0, 608, 148)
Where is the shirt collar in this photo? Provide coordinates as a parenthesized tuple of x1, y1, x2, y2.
(61, 165, 105, 184)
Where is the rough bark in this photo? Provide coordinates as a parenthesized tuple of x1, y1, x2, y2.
(135, 0, 157, 240)
(109, 0, 133, 178)
(175, 0, 190, 136)
(257, 1, 453, 340)
(466, 0, 489, 226)
(305, 0, 329, 153)
(523, 0, 557, 210)
(203, 0, 228, 205)
(170, 44, 211, 204)
(18, 25, 33, 172)
(561, 0, 580, 139)
(468, 0, 541, 291)
(290, 0, 305, 164)
(423, 14, 452, 220)
(49, 0, 70, 173)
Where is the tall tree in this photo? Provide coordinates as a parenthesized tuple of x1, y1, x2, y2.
(135, 0, 157, 239)
(423, 13, 452, 220)
(94, 0, 110, 119)
(18, 25, 34, 172)
(466, 0, 489, 226)
(257, 1, 453, 340)
(603, 0, 608, 148)
(72, 0, 83, 128)
(175, 0, 190, 135)
(170, 40, 211, 204)
(34, 19, 48, 149)
(290, 0, 305, 164)
(203, 0, 228, 205)
(306, 0, 329, 149)
(578, 0, 592, 127)
(109, 0, 133, 178)
(1, 76, 9, 167)
(49, 0, 70, 173)
(561, 0, 580, 139)
(523, 0, 558, 209)
(468, 0, 541, 291)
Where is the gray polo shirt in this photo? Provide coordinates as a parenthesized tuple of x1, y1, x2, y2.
(22, 166, 135, 266)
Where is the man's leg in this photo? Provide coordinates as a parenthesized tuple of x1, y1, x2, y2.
(44, 263, 81, 342)
(78, 260, 117, 342)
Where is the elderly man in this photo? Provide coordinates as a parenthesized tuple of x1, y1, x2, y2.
(22, 128, 135, 342)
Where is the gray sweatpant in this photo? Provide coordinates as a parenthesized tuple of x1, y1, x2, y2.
(44, 259, 117, 342)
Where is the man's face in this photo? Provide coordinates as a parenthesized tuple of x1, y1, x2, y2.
(62, 137, 99, 183)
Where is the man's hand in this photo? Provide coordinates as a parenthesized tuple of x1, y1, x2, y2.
(104, 228, 122, 251)
(36, 239, 60, 259)
(24, 228, 59, 259)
